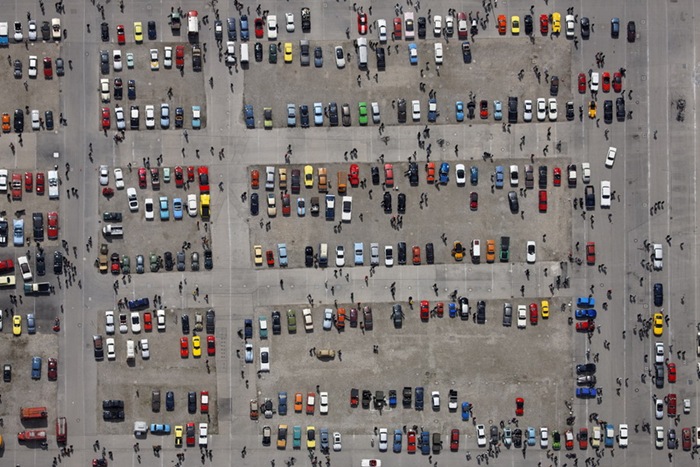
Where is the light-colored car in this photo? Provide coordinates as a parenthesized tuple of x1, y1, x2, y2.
(100, 78, 110, 102)
(618, 424, 628, 447)
(455, 164, 466, 185)
(384, 245, 394, 267)
(145, 105, 155, 129)
(655, 426, 664, 449)
(655, 342, 664, 363)
(199, 423, 208, 446)
(17, 255, 32, 280)
(140, 338, 150, 359)
(31, 110, 40, 130)
(115, 106, 125, 130)
(285, 12, 295, 32)
(509, 165, 519, 186)
(600, 181, 611, 207)
(335, 245, 345, 266)
(126, 52, 134, 68)
(302, 308, 313, 331)
(127, 187, 139, 211)
(28, 20, 37, 41)
(548, 98, 557, 120)
(434, 42, 443, 64)
(332, 432, 342, 451)
(540, 427, 549, 448)
(150, 49, 159, 70)
(536, 98, 546, 121)
(130, 311, 141, 333)
(99, 165, 109, 185)
(523, 100, 533, 122)
(156, 309, 166, 331)
(334, 45, 345, 68)
(526, 241, 536, 263)
(371, 102, 380, 123)
(105, 311, 115, 334)
(322, 309, 333, 330)
(378, 428, 389, 451)
(163, 46, 173, 68)
(433, 15, 443, 36)
(411, 100, 420, 121)
(590, 72, 599, 92)
(313, 102, 323, 126)
(476, 424, 487, 447)
(106, 338, 116, 359)
(652, 244, 663, 270)
(187, 194, 198, 216)
(113, 49, 123, 71)
(581, 162, 591, 183)
(0, 169, 7, 192)
(267, 15, 278, 39)
(341, 196, 352, 222)
(655, 398, 664, 419)
(144, 198, 154, 220)
(565, 14, 575, 38)
(113, 168, 124, 189)
(517, 305, 527, 328)
(319, 391, 329, 414)
(431, 391, 440, 410)
(605, 146, 617, 168)
(377, 19, 387, 42)
(259, 346, 270, 371)
(28, 55, 38, 78)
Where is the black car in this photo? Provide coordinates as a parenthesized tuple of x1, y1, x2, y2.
(305, 246, 313, 267)
(467, 100, 475, 119)
(576, 363, 596, 374)
(114, 77, 123, 100)
(100, 50, 109, 74)
(214, 19, 223, 40)
(383, 191, 392, 213)
(175, 107, 184, 128)
(130, 105, 139, 129)
(513, 429, 523, 448)
(314, 47, 323, 67)
(36, 251, 46, 276)
(254, 42, 263, 62)
(566, 101, 575, 121)
(653, 283, 663, 307)
(204, 250, 213, 270)
(271, 311, 282, 334)
(32, 212, 44, 241)
(397, 242, 407, 265)
(41, 21, 50, 40)
(187, 391, 197, 413)
(299, 105, 309, 128)
(603, 100, 613, 124)
(103, 212, 123, 222)
(147, 20, 157, 40)
(127, 79, 136, 99)
(550, 75, 559, 96)
(476, 300, 486, 324)
(392, 304, 403, 328)
(426, 243, 434, 264)
(459, 297, 469, 320)
(407, 162, 419, 186)
(371, 166, 380, 185)
(397, 98, 407, 123)
(508, 191, 519, 213)
(0, 219, 7, 246)
(3, 364, 10, 382)
(44, 110, 54, 130)
(397, 193, 406, 213)
(55, 58, 65, 76)
(580, 17, 590, 39)
(654, 363, 664, 388)
(417, 17, 426, 38)
(627, 21, 636, 42)
(461, 41, 472, 63)
(328, 102, 339, 126)
(507, 96, 518, 123)
(181, 314, 190, 334)
(164, 251, 173, 270)
(489, 425, 498, 444)
(13, 59, 21, 79)
(616, 97, 625, 122)
(101, 21, 109, 41)
(611, 18, 620, 38)
(206, 309, 215, 334)
(376, 47, 385, 70)
(14, 108, 24, 133)
(166, 391, 175, 411)
(415, 387, 424, 410)
(538, 165, 547, 188)
(53, 251, 63, 274)
(250, 192, 259, 215)
(585, 185, 595, 210)
(524, 15, 533, 35)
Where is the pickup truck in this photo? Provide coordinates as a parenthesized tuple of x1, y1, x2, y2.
(99, 244, 108, 272)
(325, 194, 335, 220)
(24, 282, 51, 294)
(102, 224, 123, 237)
(576, 297, 595, 308)
(448, 389, 458, 412)
(301, 7, 311, 32)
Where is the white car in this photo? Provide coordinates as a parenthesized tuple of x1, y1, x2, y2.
(302, 308, 313, 331)
(99, 165, 109, 185)
(618, 424, 628, 447)
(384, 245, 394, 267)
(431, 391, 440, 410)
(523, 99, 533, 122)
(163, 46, 173, 68)
(605, 146, 617, 168)
(655, 426, 664, 449)
(445, 15, 454, 34)
(655, 398, 664, 419)
(0, 169, 7, 192)
(259, 346, 270, 371)
(115, 106, 126, 130)
(378, 428, 388, 451)
(526, 241, 536, 263)
(144, 198, 155, 220)
(371, 102, 380, 123)
(149, 49, 159, 70)
(581, 162, 591, 183)
(267, 15, 278, 39)
(140, 338, 150, 359)
(547, 98, 557, 120)
(28, 55, 37, 78)
(130, 311, 141, 333)
(652, 244, 663, 270)
(156, 309, 166, 331)
(285, 13, 295, 32)
(655, 342, 664, 363)
(145, 105, 155, 129)
(536, 98, 546, 121)
(105, 311, 115, 334)
(322, 309, 333, 330)
(119, 313, 128, 333)
(600, 181, 611, 207)
(455, 164, 466, 185)
(18, 256, 32, 281)
(319, 392, 329, 414)
(476, 425, 487, 447)
(244, 343, 253, 363)
(13, 21, 23, 42)
(187, 194, 198, 216)
(28, 20, 37, 41)
(113, 49, 123, 71)
(517, 305, 527, 328)
(433, 15, 442, 36)
(332, 432, 342, 451)
(565, 14, 575, 38)
(334, 46, 345, 68)
(377, 19, 387, 42)
(126, 52, 134, 68)
(127, 187, 139, 211)
(100, 78, 110, 102)
(341, 196, 352, 222)
(590, 72, 599, 92)
(31, 110, 40, 130)
(335, 245, 345, 267)
(509, 165, 519, 186)
(199, 423, 208, 446)
(114, 168, 124, 189)
(106, 338, 116, 360)
(434, 42, 443, 64)
(411, 100, 420, 121)
(540, 427, 549, 448)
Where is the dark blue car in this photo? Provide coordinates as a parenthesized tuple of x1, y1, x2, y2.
(415, 387, 424, 410)
(420, 431, 430, 454)
(470, 166, 479, 185)
(439, 162, 449, 184)
(244, 105, 254, 129)
(128, 297, 150, 310)
(576, 387, 597, 398)
(574, 309, 597, 320)
(278, 392, 287, 415)
(240, 15, 249, 41)
(653, 283, 663, 307)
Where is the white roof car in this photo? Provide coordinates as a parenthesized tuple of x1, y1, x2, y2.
(404, 12, 415, 39)
(319, 391, 329, 414)
(140, 338, 150, 359)
(285, 12, 295, 32)
(149, 48, 159, 70)
(18, 256, 32, 281)
(332, 432, 342, 451)
(341, 196, 352, 222)
(384, 245, 393, 267)
(105, 311, 115, 334)
(445, 15, 454, 34)
(377, 19, 387, 42)
(434, 42, 443, 64)
(433, 15, 442, 36)
(590, 72, 599, 92)
(655, 342, 664, 363)
(113, 49, 122, 71)
(322, 309, 333, 330)
(28, 20, 37, 41)
(99, 165, 109, 185)
(371, 102, 380, 123)
(119, 313, 128, 333)
(114, 168, 124, 189)
(0, 169, 7, 192)
(431, 391, 440, 410)
(335, 245, 345, 266)
(51, 18, 61, 40)
(144, 198, 154, 220)
(581, 162, 591, 183)
(145, 105, 155, 129)
(618, 424, 628, 447)
(605, 146, 617, 168)
(302, 308, 313, 331)
(652, 244, 663, 270)
(106, 338, 116, 360)
(548, 98, 558, 121)
(130, 311, 141, 333)
(655, 398, 664, 419)
(476, 424, 487, 447)
(267, 15, 278, 39)
(540, 427, 549, 448)
(31, 110, 40, 130)
(378, 428, 388, 451)
(655, 426, 664, 449)
(127, 187, 139, 211)
(115, 106, 126, 130)
(28, 55, 37, 78)
(13, 21, 23, 42)
(536, 98, 546, 121)
(523, 99, 533, 122)
(510, 165, 519, 186)
(156, 309, 166, 331)
(411, 100, 420, 121)
(565, 14, 575, 38)
(526, 241, 536, 263)
(600, 181, 611, 207)
(517, 305, 527, 328)
(163, 46, 173, 68)
(259, 347, 270, 371)
(199, 423, 208, 446)
(455, 164, 466, 185)
(100, 78, 110, 102)
(187, 194, 198, 216)
(334, 46, 345, 68)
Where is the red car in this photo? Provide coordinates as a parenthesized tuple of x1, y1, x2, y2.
(515, 397, 524, 416)
(201, 391, 209, 413)
(358, 13, 368, 34)
(576, 320, 595, 332)
(450, 429, 460, 452)
(0, 259, 14, 273)
(539, 14, 548, 34)
(497, 15, 507, 34)
(175, 45, 185, 68)
(682, 427, 691, 451)
(197, 166, 210, 193)
(174, 166, 184, 187)
(578, 73, 587, 93)
(47, 211, 59, 239)
(48, 358, 58, 381)
(602, 72, 611, 92)
(578, 427, 588, 449)
(306, 392, 315, 414)
(538, 190, 547, 212)
(254, 17, 264, 38)
(250, 169, 259, 189)
(586, 242, 596, 265)
(612, 72, 622, 93)
(529, 303, 538, 325)
(24, 172, 33, 192)
(11, 173, 22, 200)
(420, 300, 429, 321)
(266, 250, 274, 267)
(553, 167, 561, 186)
(349, 164, 359, 186)
(180, 337, 189, 358)
(143, 311, 152, 332)
(110, 253, 120, 274)
(668, 393, 677, 416)
(469, 191, 478, 210)
(668, 363, 676, 383)
(138, 167, 147, 188)
(43, 57, 53, 79)
(281, 193, 291, 216)
(186, 422, 196, 446)
(384, 163, 394, 187)
(565, 430, 574, 450)
(101, 107, 111, 129)
(116, 24, 125, 44)
(187, 165, 195, 182)
(407, 431, 416, 453)
(479, 100, 488, 119)
(393, 17, 402, 37)
(36, 172, 45, 195)
(207, 335, 216, 356)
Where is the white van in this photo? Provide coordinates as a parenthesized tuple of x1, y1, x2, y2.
(319, 243, 328, 267)
(47, 170, 59, 199)
(357, 37, 368, 69)
(471, 239, 481, 264)
(240, 43, 249, 64)
(126, 339, 135, 361)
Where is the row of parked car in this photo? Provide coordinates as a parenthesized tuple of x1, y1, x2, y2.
(13, 55, 65, 79)
(3, 108, 59, 133)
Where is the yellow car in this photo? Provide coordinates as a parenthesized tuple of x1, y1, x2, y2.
(485, 239, 496, 263)
(284, 42, 293, 63)
(254, 245, 263, 266)
(12, 315, 22, 335)
(264, 107, 273, 129)
(174, 425, 183, 447)
(303, 165, 314, 187)
(452, 241, 464, 261)
(134, 22, 143, 43)
(588, 101, 597, 119)
(551, 13, 561, 33)
(511, 16, 520, 34)
(192, 335, 202, 357)
(541, 300, 549, 318)
(653, 313, 663, 336)
(200, 194, 210, 220)
(277, 424, 288, 449)
(306, 426, 316, 449)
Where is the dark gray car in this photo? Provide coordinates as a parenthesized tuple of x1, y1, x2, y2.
(508, 191, 519, 213)
(392, 304, 403, 329)
(100, 50, 109, 74)
(502, 303, 512, 327)
(177, 251, 186, 271)
(13, 59, 21, 78)
(206, 309, 215, 334)
(397, 99, 407, 123)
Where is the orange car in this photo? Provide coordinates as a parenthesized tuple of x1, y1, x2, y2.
(1, 113, 10, 133)
(485, 239, 496, 263)
(425, 162, 435, 183)
(336, 308, 346, 329)
(250, 169, 259, 189)
(412, 245, 421, 265)
(497, 15, 507, 34)
(294, 392, 303, 412)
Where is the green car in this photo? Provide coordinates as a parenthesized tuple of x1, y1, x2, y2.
(259, 315, 268, 339)
(121, 255, 131, 274)
(149, 253, 159, 272)
(269, 44, 277, 63)
(293, 425, 302, 449)
(264, 107, 273, 129)
(287, 309, 297, 333)
(552, 430, 561, 450)
(358, 102, 368, 126)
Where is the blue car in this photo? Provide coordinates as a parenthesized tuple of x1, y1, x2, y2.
(439, 162, 450, 184)
(449, 302, 457, 318)
(420, 431, 430, 454)
(191, 105, 201, 129)
(577, 297, 595, 307)
(604, 424, 614, 447)
(470, 166, 479, 185)
(240, 15, 249, 41)
(13, 219, 24, 246)
(493, 100, 503, 120)
(128, 297, 150, 310)
(31, 356, 42, 379)
(576, 387, 597, 398)
(287, 103, 296, 127)
(415, 387, 424, 410)
(455, 101, 464, 122)
(166, 391, 175, 411)
(159, 196, 170, 220)
(353, 242, 364, 265)
(408, 43, 418, 65)
(244, 104, 255, 129)
(393, 429, 403, 453)
(278, 391, 287, 415)
(172, 198, 183, 220)
(461, 401, 471, 421)
(527, 427, 536, 446)
(428, 98, 437, 122)
(495, 166, 504, 188)
(575, 309, 597, 320)
(150, 424, 171, 434)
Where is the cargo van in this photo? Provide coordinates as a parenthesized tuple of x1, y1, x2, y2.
(126, 339, 135, 361)
(318, 243, 328, 267)
(337, 172, 347, 194)
(47, 170, 59, 199)
(240, 43, 249, 65)
(471, 239, 481, 264)
(56, 416, 67, 444)
(357, 38, 368, 69)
